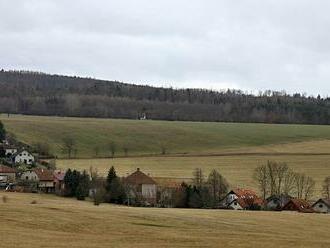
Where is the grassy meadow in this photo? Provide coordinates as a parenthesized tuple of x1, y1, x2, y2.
(1, 114, 330, 197)
(1, 192, 330, 248)
(1, 114, 330, 158)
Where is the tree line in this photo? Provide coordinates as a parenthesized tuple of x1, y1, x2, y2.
(0, 70, 329, 124)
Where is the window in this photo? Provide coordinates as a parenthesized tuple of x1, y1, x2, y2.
(319, 204, 323, 208)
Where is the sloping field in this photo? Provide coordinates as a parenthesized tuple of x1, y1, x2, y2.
(57, 154, 330, 197)
(1, 192, 329, 248)
(1, 114, 330, 158)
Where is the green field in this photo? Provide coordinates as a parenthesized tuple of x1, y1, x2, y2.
(1, 192, 330, 248)
(1, 114, 330, 158)
(1, 114, 330, 197)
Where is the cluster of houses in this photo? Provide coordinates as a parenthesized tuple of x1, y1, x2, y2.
(1, 164, 329, 214)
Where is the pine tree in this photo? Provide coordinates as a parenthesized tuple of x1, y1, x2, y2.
(0, 121, 6, 141)
(76, 170, 90, 200)
(106, 166, 117, 192)
(63, 169, 73, 196)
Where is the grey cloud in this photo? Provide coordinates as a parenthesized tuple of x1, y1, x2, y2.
(0, 0, 329, 95)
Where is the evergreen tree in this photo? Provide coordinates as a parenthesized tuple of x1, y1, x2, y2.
(106, 166, 117, 192)
(76, 170, 90, 200)
(0, 121, 6, 141)
(63, 169, 73, 196)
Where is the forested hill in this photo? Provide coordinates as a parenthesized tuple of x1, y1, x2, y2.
(0, 70, 329, 124)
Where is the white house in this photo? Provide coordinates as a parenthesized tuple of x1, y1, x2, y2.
(312, 199, 330, 213)
(5, 147, 18, 157)
(21, 168, 55, 193)
(12, 149, 35, 165)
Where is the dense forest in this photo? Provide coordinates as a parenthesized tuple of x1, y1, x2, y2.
(0, 70, 329, 124)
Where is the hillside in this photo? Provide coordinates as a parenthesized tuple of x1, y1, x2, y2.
(1, 192, 330, 248)
(2, 115, 330, 158)
(0, 70, 329, 124)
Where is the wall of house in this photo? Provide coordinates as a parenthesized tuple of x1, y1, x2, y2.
(142, 184, 157, 203)
(14, 151, 34, 165)
(313, 202, 329, 213)
(5, 149, 17, 156)
(229, 201, 243, 210)
(0, 172, 15, 182)
(21, 171, 38, 181)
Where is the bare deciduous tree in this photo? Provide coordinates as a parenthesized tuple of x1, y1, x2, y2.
(254, 164, 268, 200)
(61, 136, 76, 158)
(322, 176, 330, 199)
(207, 169, 229, 206)
(193, 168, 204, 189)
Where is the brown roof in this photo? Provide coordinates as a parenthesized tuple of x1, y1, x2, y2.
(34, 168, 54, 181)
(124, 168, 156, 185)
(282, 198, 313, 213)
(0, 165, 17, 173)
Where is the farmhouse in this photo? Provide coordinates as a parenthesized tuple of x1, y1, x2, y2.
(124, 168, 157, 205)
(282, 199, 314, 213)
(12, 149, 35, 165)
(266, 194, 292, 210)
(222, 188, 264, 210)
(0, 165, 17, 184)
(312, 199, 330, 213)
(21, 169, 55, 193)
(54, 171, 66, 195)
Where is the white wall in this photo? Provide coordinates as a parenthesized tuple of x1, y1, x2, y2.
(14, 151, 34, 165)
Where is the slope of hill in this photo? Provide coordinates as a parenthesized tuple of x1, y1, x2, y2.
(0, 70, 329, 124)
(1, 192, 330, 248)
(1, 115, 330, 158)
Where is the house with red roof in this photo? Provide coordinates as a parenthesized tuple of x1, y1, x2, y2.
(282, 198, 314, 213)
(222, 188, 264, 210)
(21, 168, 55, 193)
(124, 168, 157, 205)
(0, 165, 17, 184)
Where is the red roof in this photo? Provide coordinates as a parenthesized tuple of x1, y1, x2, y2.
(0, 165, 17, 173)
(53, 171, 65, 181)
(124, 168, 156, 185)
(230, 188, 264, 208)
(282, 198, 313, 213)
(34, 168, 54, 181)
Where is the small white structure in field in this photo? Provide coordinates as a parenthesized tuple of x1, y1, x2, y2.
(12, 149, 35, 165)
(312, 199, 330, 213)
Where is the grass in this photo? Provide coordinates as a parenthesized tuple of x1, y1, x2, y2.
(1, 192, 330, 248)
(57, 154, 330, 197)
(1, 114, 330, 158)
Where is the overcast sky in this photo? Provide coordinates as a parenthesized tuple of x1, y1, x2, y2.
(1, 0, 329, 96)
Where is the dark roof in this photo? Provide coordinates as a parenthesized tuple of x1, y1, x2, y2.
(0, 165, 17, 173)
(124, 168, 156, 185)
(312, 199, 330, 208)
(11, 149, 33, 158)
(34, 168, 54, 181)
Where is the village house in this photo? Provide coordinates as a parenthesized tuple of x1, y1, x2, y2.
(312, 199, 330, 213)
(222, 188, 264, 210)
(21, 168, 55, 193)
(266, 194, 292, 210)
(282, 198, 314, 213)
(12, 149, 35, 165)
(54, 171, 66, 195)
(4, 146, 18, 157)
(124, 168, 157, 206)
(0, 165, 17, 185)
